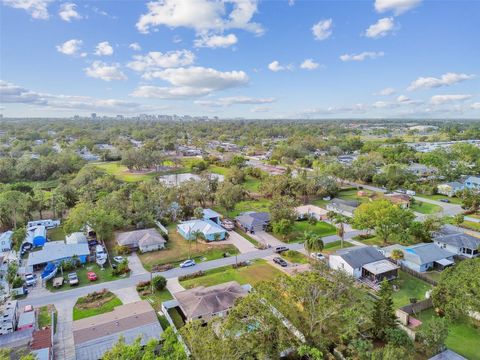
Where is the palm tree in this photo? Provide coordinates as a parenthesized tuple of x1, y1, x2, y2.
(303, 231, 324, 256)
(328, 213, 348, 249)
(391, 249, 404, 264)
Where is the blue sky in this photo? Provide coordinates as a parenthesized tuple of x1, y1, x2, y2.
(1, 0, 479, 118)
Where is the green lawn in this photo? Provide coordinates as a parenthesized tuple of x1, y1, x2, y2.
(410, 201, 442, 214)
(89, 161, 159, 182)
(417, 194, 463, 205)
(73, 294, 122, 320)
(311, 188, 377, 208)
(47, 226, 65, 241)
(243, 176, 262, 192)
(168, 307, 185, 329)
(392, 271, 432, 308)
(282, 220, 337, 243)
(213, 198, 272, 219)
(46, 263, 126, 292)
(416, 309, 480, 360)
(323, 240, 354, 252)
(180, 259, 283, 289)
(461, 220, 480, 232)
(139, 288, 173, 312)
(281, 250, 308, 264)
(138, 224, 238, 271)
(38, 305, 57, 332)
(208, 165, 230, 176)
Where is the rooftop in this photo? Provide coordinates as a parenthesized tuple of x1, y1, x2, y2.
(334, 246, 386, 269)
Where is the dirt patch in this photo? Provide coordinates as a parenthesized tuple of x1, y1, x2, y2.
(76, 289, 115, 310)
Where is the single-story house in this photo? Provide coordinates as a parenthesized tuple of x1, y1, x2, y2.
(386, 194, 411, 208)
(203, 208, 222, 225)
(464, 176, 480, 191)
(66, 232, 88, 245)
(177, 219, 227, 241)
(235, 211, 271, 232)
(295, 205, 328, 220)
(429, 349, 467, 360)
(0, 231, 13, 252)
(434, 231, 480, 258)
(17, 311, 35, 331)
(27, 241, 90, 269)
(382, 243, 455, 272)
(115, 228, 166, 252)
(326, 198, 359, 217)
(437, 182, 464, 197)
(31, 328, 53, 360)
(329, 246, 399, 282)
(407, 164, 438, 178)
(174, 281, 250, 323)
(73, 300, 162, 360)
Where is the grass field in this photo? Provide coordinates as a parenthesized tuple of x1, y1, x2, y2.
(243, 176, 262, 192)
(137, 224, 239, 271)
(417, 194, 463, 205)
(461, 220, 480, 232)
(323, 240, 354, 252)
(208, 165, 230, 176)
(392, 271, 432, 308)
(410, 201, 442, 214)
(180, 259, 283, 289)
(416, 309, 480, 360)
(282, 220, 337, 243)
(312, 188, 377, 208)
(138, 288, 173, 312)
(213, 198, 272, 219)
(281, 250, 308, 264)
(46, 263, 125, 292)
(73, 293, 122, 320)
(47, 226, 65, 241)
(90, 162, 159, 182)
(38, 305, 57, 332)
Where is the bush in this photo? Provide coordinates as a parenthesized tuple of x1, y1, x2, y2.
(307, 214, 317, 225)
(152, 263, 174, 272)
(136, 280, 151, 292)
(232, 261, 248, 269)
(112, 260, 130, 276)
(60, 259, 77, 271)
(178, 271, 204, 281)
(12, 276, 24, 289)
(115, 245, 130, 255)
(152, 275, 167, 291)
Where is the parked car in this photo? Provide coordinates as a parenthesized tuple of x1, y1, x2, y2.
(273, 257, 288, 267)
(68, 272, 79, 286)
(87, 272, 97, 281)
(24, 273, 37, 287)
(440, 199, 450, 203)
(406, 190, 416, 196)
(113, 256, 125, 263)
(88, 239, 99, 247)
(274, 246, 288, 254)
(310, 252, 326, 261)
(179, 259, 196, 268)
(221, 219, 235, 231)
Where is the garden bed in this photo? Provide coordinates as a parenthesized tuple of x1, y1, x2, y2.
(73, 289, 122, 320)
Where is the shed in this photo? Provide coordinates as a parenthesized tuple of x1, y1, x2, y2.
(66, 232, 88, 245)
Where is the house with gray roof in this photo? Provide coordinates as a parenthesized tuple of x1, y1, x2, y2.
(434, 229, 480, 258)
(464, 176, 480, 191)
(27, 241, 90, 270)
(235, 211, 270, 232)
(437, 182, 464, 197)
(326, 198, 360, 217)
(173, 281, 250, 323)
(177, 219, 227, 241)
(329, 246, 399, 282)
(429, 350, 467, 360)
(382, 243, 455, 272)
(115, 228, 166, 252)
(0, 231, 13, 252)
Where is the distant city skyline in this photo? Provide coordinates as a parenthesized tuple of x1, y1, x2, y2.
(1, 0, 479, 119)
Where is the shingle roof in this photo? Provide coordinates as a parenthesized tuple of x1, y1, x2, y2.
(334, 246, 386, 269)
(403, 243, 454, 265)
(235, 212, 270, 228)
(31, 328, 52, 350)
(174, 281, 248, 319)
(177, 219, 226, 237)
(116, 228, 166, 248)
(435, 232, 480, 250)
(429, 349, 467, 360)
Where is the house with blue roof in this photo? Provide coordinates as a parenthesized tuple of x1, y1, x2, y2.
(464, 176, 480, 191)
(382, 243, 455, 272)
(177, 219, 227, 241)
(202, 208, 222, 225)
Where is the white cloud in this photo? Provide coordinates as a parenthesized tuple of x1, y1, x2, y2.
(430, 94, 471, 105)
(365, 17, 395, 38)
(3, 0, 52, 19)
(251, 106, 271, 113)
(407, 72, 476, 91)
(374, 0, 422, 15)
(84, 61, 127, 81)
(131, 66, 249, 99)
(312, 19, 333, 41)
(127, 50, 195, 73)
(397, 94, 410, 103)
(268, 60, 293, 72)
(376, 87, 396, 96)
(59, 2, 82, 21)
(300, 59, 320, 70)
(129, 42, 141, 51)
(0, 80, 161, 113)
(194, 33, 238, 48)
(94, 41, 114, 56)
(136, 0, 263, 36)
(340, 51, 384, 62)
(195, 96, 275, 107)
(56, 39, 83, 56)
(471, 103, 480, 110)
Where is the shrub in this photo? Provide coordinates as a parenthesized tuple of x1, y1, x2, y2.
(152, 263, 174, 272)
(112, 260, 130, 276)
(136, 280, 151, 292)
(232, 261, 248, 269)
(115, 245, 130, 255)
(12, 276, 24, 289)
(152, 275, 167, 291)
(307, 214, 317, 225)
(178, 271, 204, 281)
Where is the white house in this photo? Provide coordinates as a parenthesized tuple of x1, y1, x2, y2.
(0, 231, 13, 252)
(434, 230, 480, 258)
(66, 232, 88, 245)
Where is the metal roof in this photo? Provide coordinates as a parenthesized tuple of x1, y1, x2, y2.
(27, 241, 90, 266)
(362, 259, 399, 275)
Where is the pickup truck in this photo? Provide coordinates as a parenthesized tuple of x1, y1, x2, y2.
(68, 272, 79, 286)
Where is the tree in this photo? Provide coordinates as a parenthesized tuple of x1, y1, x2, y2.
(215, 182, 244, 211)
(193, 207, 204, 219)
(459, 189, 480, 212)
(302, 231, 324, 255)
(328, 213, 348, 249)
(0, 190, 31, 228)
(390, 249, 404, 263)
(371, 279, 397, 339)
(417, 317, 449, 357)
(152, 275, 167, 291)
(12, 227, 26, 251)
(272, 218, 294, 240)
(452, 213, 465, 227)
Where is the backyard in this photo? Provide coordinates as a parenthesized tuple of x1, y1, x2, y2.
(37, 305, 57, 332)
(213, 198, 272, 219)
(416, 309, 480, 360)
(392, 271, 432, 308)
(180, 259, 283, 289)
(137, 224, 239, 271)
(281, 220, 337, 243)
(410, 201, 442, 214)
(47, 226, 65, 241)
(73, 290, 122, 320)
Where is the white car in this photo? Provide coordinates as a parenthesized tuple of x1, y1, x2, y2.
(25, 274, 37, 287)
(310, 252, 326, 261)
(179, 259, 196, 268)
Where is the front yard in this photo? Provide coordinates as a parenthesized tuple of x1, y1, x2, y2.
(137, 224, 239, 271)
(323, 240, 355, 252)
(416, 193, 463, 205)
(213, 198, 272, 219)
(73, 290, 122, 320)
(281, 250, 308, 264)
(180, 259, 283, 289)
(416, 309, 480, 360)
(281, 220, 337, 243)
(37, 305, 57, 332)
(460, 220, 480, 232)
(391, 271, 432, 308)
(410, 201, 442, 214)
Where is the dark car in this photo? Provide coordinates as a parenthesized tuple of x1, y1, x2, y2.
(88, 239, 99, 247)
(440, 199, 450, 203)
(274, 246, 288, 254)
(273, 257, 288, 267)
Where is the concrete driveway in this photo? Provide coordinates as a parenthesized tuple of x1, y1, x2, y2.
(250, 231, 285, 246)
(127, 253, 148, 276)
(225, 231, 257, 253)
(54, 299, 76, 360)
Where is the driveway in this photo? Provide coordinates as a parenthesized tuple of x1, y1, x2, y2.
(53, 299, 76, 360)
(166, 277, 185, 294)
(226, 231, 257, 253)
(112, 285, 141, 304)
(127, 252, 148, 275)
(250, 231, 285, 247)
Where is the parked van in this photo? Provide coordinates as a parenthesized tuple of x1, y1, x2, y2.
(406, 190, 416, 196)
